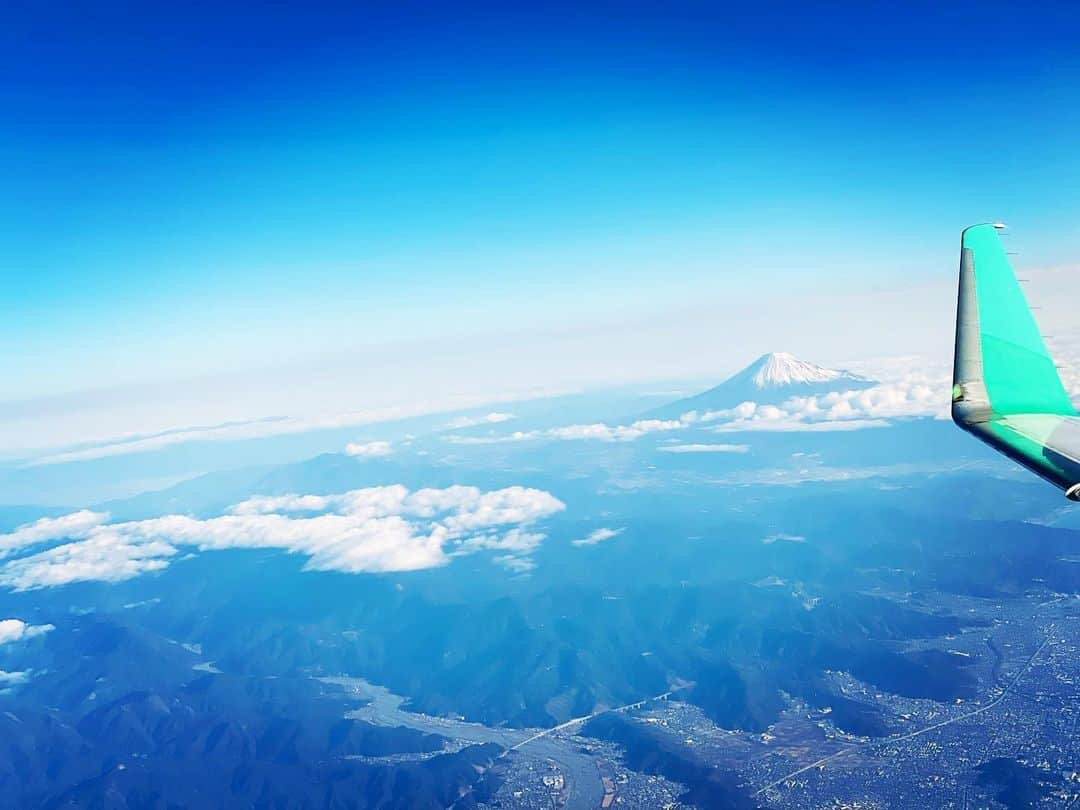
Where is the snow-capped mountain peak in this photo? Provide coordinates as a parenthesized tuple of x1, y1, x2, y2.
(746, 352, 859, 389)
(646, 352, 874, 419)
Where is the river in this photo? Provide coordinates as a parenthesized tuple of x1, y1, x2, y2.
(320, 676, 604, 809)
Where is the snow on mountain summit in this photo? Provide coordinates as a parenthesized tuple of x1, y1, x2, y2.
(744, 352, 865, 389)
(648, 352, 875, 418)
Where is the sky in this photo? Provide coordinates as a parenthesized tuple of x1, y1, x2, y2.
(5, 1, 1080, 451)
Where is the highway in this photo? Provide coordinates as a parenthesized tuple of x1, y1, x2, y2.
(505, 686, 687, 755)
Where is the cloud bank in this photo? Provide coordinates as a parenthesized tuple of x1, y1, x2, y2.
(0, 510, 109, 559)
(444, 418, 686, 446)
(0, 670, 30, 687)
(659, 443, 749, 453)
(442, 412, 516, 430)
(444, 372, 948, 445)
(344, 440, 393, 458)
(689, 373, 946, 433)
(0, 618, 54, 644)
(572, 527, 624, 547)
(0, 485, 565, 590)
(762, 533, 806, 545)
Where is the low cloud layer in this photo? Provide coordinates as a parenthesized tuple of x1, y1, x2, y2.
(445, 372, 948, 445)
(549, 419, 684, 441)
(762, 533, 806, 545)
(492, 555, 536, 574)
(344, 440, 393, 458)
(444, 418, 685, 445)
(0, 618, 54, 644)
(0, 670, 30, 687)
(442, 412, 515, 430)
(0, 510, 109, 559)
(709, 414, 890, 433)
(659, 443, 749, 453)
(572, 527, 624, 547)
(0, 485, 565, 590)
(689, 374, 945, 433)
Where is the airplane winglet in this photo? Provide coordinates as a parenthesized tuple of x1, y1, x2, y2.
(952, 224, 1080, 499)
(953, 224, 1074, 420)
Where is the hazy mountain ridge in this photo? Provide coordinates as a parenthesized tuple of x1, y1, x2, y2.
(0, 612, 497, 809)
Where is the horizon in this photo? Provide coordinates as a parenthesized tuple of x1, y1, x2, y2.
(6, 1, 1080, 460)
(5, 6, 1080, 807)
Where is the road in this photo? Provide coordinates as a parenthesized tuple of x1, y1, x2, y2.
(755, 627, 1056, 798)
(505, 687, 686, 755)
(324, 675, 685, 810)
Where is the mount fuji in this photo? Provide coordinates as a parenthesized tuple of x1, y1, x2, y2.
(650, 352, 876, 419)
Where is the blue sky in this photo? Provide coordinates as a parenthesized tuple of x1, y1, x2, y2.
(5, 1, 1080, 445)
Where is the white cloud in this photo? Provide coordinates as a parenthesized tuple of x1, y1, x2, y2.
(444, 373, 943, 446)
(689, 368, 948, 433)
(549, 419, 684, 442)
(443, 378, 934, 442)
(659, 443, 749, 454)
(492, 555, 536, 574)
(0, 534, 177, 589)
(443, 412, 516, 430)
(449, 526, 547, 573)
(229, 493, 338, 515)
(443, 431, 538, 445)
(345, 440, 393, 458)
(446, 418, 686, 446)
(0, 510, 109, 559)
(0, 670, 30, 687)
(572, 527, 624, 547)
(711, 416, 890, 433)
(701, 389, 919, 432)
(455, 527, 546, 554)
(763, 533, 806, 545)
(713, 459, 968, 487)
(0, 485, 565, 590)
(546, 423, 616, 441)
(781, 377, 947, 421)
(123, 598, 161, 609)
(0, 619, 54, 644)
